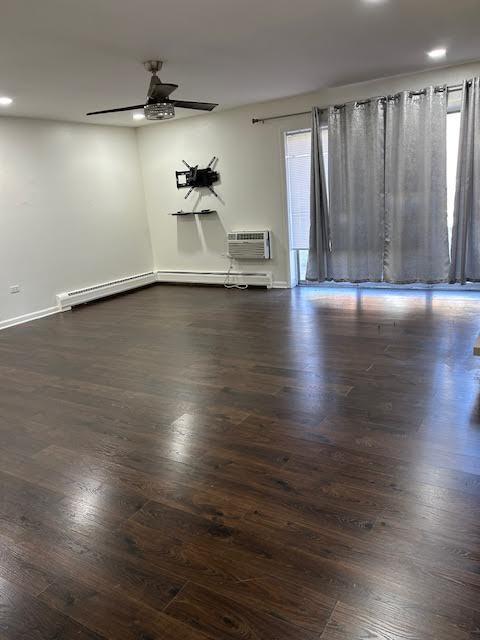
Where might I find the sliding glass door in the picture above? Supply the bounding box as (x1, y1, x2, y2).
(285, 113, 461, 285)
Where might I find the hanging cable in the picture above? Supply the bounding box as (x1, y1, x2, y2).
(223, 260, 248, 290)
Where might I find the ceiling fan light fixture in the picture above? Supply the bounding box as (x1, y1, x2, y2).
(144, 102, 175, 121)
(428, 47, 447, 60)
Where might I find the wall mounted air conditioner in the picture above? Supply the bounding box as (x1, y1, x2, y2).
(227, 231, 271, 260)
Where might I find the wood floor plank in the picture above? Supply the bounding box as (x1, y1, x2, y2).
(16, 529, 185, 614)
(186, 575, 335, 635)
(320, 600, 470, 640)
(38, 574, 210, 640)
(0, 576, 107, 640)
(165, 581, 323, 639)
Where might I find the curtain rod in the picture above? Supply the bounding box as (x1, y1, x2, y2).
(251, 82, 465, 124)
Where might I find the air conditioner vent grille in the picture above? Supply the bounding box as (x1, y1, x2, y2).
(227, 230, 271, 260)
(238, 233, 264, 240)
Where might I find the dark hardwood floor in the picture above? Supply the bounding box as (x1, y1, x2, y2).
(1, 284, 480, 639)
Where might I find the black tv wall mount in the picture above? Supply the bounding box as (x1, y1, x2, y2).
(175, 157, 219, 199)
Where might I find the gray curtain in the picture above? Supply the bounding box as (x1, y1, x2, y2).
(384, 88, 450, 283)
(306, 107, 330, 281)
(326, 99, 386, 282)
(449, 78, 480, 284)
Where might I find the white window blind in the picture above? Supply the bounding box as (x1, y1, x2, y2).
(446, 111, 461, 250)
(285, 128, 328, 250)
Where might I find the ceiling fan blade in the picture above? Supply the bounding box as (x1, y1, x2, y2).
(170, 100, 218, 111)
(86, 104, 146, 116)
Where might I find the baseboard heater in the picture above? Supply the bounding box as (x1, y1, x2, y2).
(155, 270, 273, 288)
(57, 269, 271, 312)
(57, 271, 156, 310)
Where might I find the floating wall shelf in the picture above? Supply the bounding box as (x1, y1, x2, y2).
(170, 209, 217, 216)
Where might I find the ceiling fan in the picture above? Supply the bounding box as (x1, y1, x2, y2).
(86, 60, 218, 120)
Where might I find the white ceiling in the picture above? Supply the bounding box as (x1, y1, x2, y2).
(1, 0, 479, 127)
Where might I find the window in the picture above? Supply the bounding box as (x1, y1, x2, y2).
(285, 113, 461, 283)
(446, 111, 461, 248)
(285, 128, 327, 282)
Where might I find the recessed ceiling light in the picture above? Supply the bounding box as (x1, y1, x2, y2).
(428, 48, 447, 60)
(0, 96, 13, 106)
(133, 112, 145, 120)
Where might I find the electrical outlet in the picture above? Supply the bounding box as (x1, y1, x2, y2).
(9, 285, 20, 294)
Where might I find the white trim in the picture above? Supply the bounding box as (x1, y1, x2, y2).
(273, 280, 291, 289)
(0, 306, 60, 331)
(155, 270, 273, 289)
(56, 271, 156, 310)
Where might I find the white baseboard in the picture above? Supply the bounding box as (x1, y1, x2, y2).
(273, 281, 290, 289)
(155, 270, 273, 289)
(0, 305, 60, 331)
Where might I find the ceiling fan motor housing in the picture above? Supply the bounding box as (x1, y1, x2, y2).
(144, 60, 163, 74)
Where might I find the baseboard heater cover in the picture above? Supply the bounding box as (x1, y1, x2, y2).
(155, 270, 273, 288)
(57, 271, 156, 310)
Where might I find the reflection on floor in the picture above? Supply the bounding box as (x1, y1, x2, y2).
(0, 284, 479, 639)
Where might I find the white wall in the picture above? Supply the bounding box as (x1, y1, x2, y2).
(137, 106, 293, 288)
(137, 60, 480, 287)
(0, 117, 153, 326)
